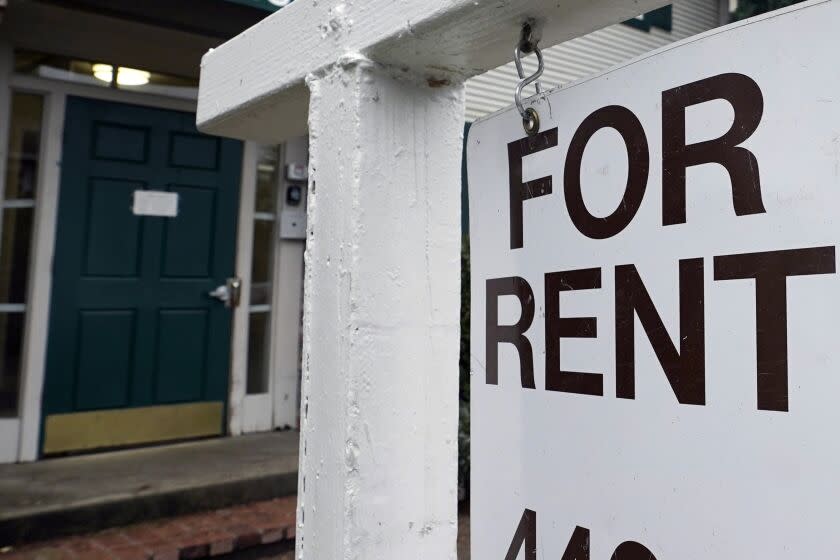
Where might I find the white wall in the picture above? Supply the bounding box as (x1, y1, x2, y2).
(465, 0, 721, 121)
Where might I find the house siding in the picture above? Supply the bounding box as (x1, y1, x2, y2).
(465, 0, 722, 121)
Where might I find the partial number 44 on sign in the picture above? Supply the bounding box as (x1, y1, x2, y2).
(468, 1, 840, 559)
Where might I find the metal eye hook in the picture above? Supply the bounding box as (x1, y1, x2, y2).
(514, 39, 544, 136)
(514, 43, 543, 96)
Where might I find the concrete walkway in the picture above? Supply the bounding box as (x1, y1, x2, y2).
(0, 432, 299, 546)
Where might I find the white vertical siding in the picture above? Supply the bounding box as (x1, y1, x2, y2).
(464, 0, 722, 121)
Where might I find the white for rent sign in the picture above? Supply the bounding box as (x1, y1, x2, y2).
(468, 1, 840, 558)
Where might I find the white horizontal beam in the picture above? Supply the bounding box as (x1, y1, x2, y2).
(197, 0, 668, 142)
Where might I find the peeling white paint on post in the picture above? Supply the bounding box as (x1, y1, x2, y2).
(298, 55, 464, 558)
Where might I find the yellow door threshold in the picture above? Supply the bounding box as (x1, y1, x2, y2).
(43, 402, 224, 455)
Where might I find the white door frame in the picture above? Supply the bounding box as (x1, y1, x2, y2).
(229, 140, 263, 435)
(229, 138, 307, 435)
(3, 70, 199, 462)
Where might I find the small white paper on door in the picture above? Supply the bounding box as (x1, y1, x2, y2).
(132, 191, 179, 217)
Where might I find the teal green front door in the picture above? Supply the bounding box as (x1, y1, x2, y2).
(42, 97, 242, 455)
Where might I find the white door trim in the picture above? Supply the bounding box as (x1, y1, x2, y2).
(6, 72, 199, 462)
(229, 140, 259, 436)
(9, 74, 197, 113)
(16, 90, 65, 462)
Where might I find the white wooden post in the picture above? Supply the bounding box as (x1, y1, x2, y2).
(196, 1, 669, 557)
(300, 57, 464, 557)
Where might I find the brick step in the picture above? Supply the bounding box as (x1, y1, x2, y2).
(0, 498, 297, 560)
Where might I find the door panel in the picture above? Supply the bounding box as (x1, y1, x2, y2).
(155, 309, 208, 403)
(84, 178, 144, 276)
(92, 122, 149, 163)
(169, 133, 220, 170)
(161, 185, 216, 277)
(75, 310, 136, 410)
(42, 97, 242, 455)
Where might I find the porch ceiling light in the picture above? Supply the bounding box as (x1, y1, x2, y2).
(92, 64, 151, 87)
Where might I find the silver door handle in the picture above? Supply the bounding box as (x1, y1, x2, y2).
(209, 277, 242, 308)
(208, 284, 230, 304)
